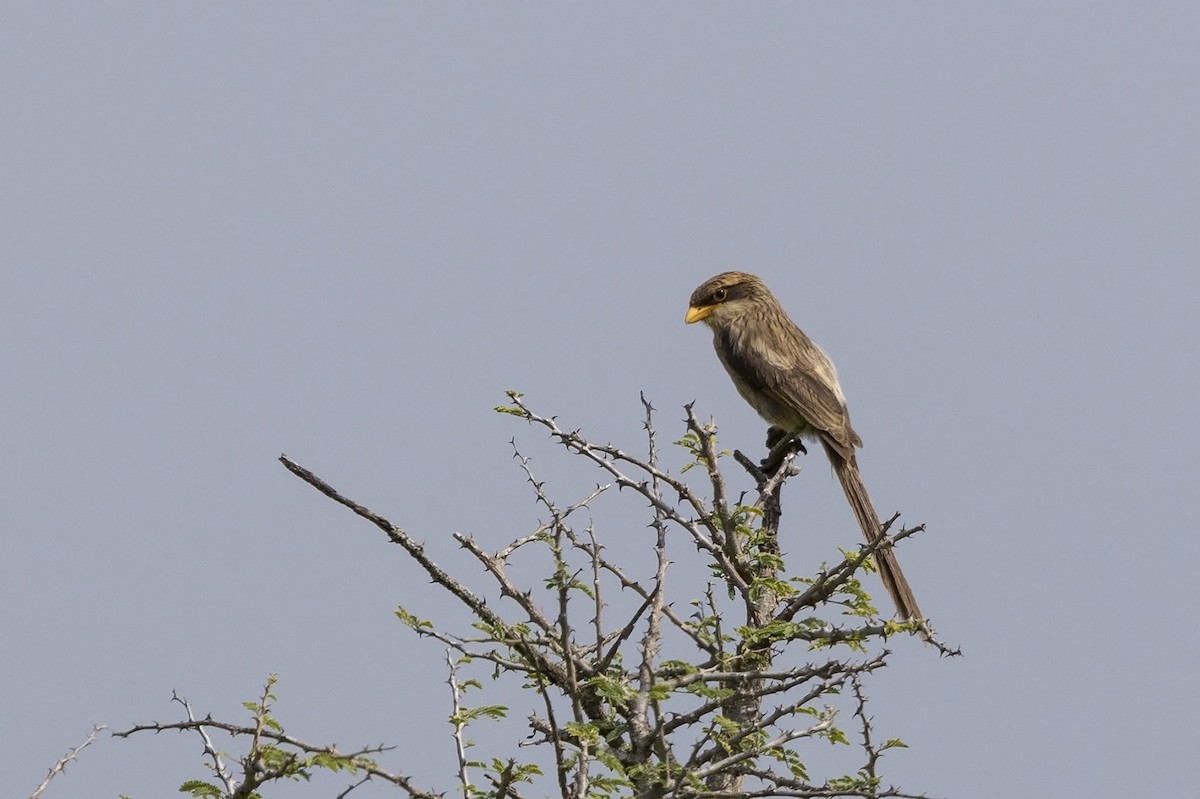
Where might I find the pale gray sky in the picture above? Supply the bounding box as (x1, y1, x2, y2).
(5, 5, 1198, 798)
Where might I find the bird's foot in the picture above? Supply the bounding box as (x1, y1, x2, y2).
(761, 428, 806, 471)
(764, 425, 789, 450)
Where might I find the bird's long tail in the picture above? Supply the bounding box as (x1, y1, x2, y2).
(824, 443, 923, 625)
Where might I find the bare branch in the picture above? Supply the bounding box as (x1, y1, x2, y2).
(280, 454, 571, 685)
(28, 726, 106, 799)
(172, 690, 235, 794)
(334, 774, 373, 799)
(113, 716, 437, 799)
(447, 650, 472, 799)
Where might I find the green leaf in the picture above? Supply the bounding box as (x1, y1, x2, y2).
(563, 721, 600, 744)
(495, 390, 527, 415)
(825, 726, 850, 746)
(451, 704, 508, 725)
(394, 606, 434, 631)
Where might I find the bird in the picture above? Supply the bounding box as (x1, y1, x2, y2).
(685, 271, 924, 627)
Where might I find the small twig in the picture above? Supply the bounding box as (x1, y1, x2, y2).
(851, 674, 881, 781)
(113, 718, 432, 799)
(28, 725, 106, 799)
(334, 775, 373, 799)
(502, 394, 734, 568)
(446, 650, 472, 799)
(585, 523, 605, 660)
(627, 395, 673, 768)
(559, 524, 714, 658)
(280, 454, 570, 684)
(172, 690, 235, 794)
(532, 684, 571, 799)
(777, 514, 909, 622)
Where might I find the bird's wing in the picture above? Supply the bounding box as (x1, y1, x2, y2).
(719, 324, 859, 453)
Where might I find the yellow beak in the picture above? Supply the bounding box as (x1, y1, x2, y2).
(685, 305, 713, 324)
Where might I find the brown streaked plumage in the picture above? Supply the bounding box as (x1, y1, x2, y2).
(686, 271, 924, 628)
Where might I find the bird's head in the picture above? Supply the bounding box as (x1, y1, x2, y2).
(685, 271, 773, 327)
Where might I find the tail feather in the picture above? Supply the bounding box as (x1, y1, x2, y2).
(823, 442, 923, 625)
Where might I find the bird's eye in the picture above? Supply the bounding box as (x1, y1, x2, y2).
(713, 288, 728, 302)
